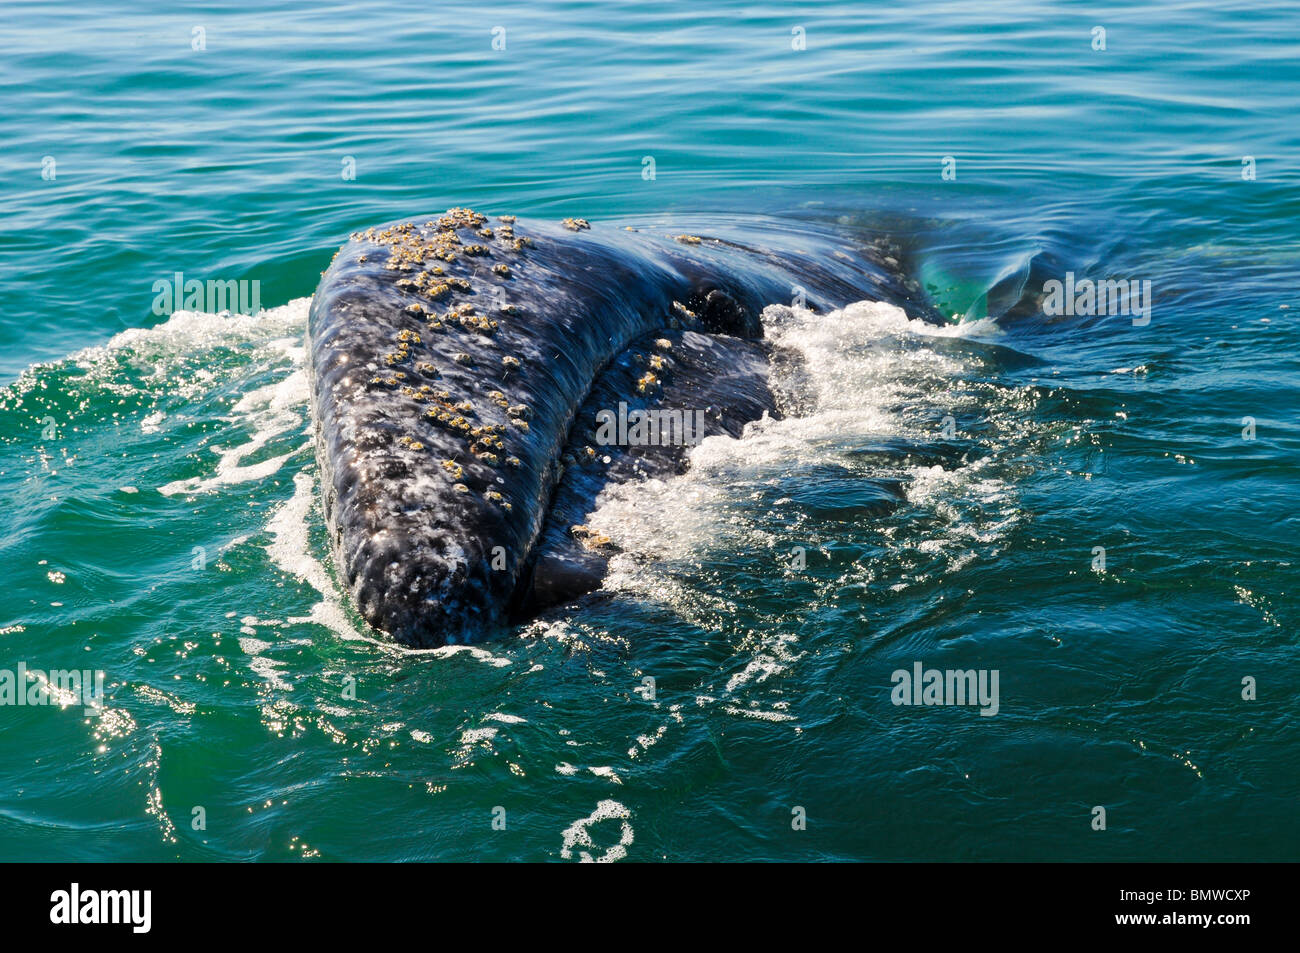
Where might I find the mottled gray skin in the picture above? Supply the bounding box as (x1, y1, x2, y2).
(308, 210, 931, 646)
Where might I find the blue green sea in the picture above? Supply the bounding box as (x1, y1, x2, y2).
(1, 0, 1297, 861)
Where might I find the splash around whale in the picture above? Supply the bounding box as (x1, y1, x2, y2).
(307, 208, 933, 647)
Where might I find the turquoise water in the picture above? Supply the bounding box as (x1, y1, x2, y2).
(1, 0, 1297, 860)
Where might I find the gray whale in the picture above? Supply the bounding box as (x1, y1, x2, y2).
(307, 208, 931, 646)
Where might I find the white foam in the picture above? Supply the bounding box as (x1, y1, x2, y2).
(266, 472, 342, 603)
(590, 298, 1019, 572)
(158, 365, 310, 497)
(141, 410, 165, 434)
(560, 799, 634, 863)
(22, 298, 316, 498)
(589, 302, 995, 565)
(97, 299, 310, 360)
(459, 726, 498, 746)
(160, 444, 308, 497)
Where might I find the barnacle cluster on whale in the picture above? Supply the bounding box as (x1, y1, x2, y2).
(332, 208, 546, 521)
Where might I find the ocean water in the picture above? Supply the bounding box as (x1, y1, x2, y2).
(1, 0, 1297, 861)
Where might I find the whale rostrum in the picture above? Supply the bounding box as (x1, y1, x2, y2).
(307, 208, 930, 646)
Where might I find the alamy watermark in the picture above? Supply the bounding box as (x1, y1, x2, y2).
(1043, 272, 1151, 326)
(595, 402, 705, 447)
(891, 661, 1000, 716)
(0, 662, 104, 715)
(152, 272, 262, 316)
(50, 883, 150, 933)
